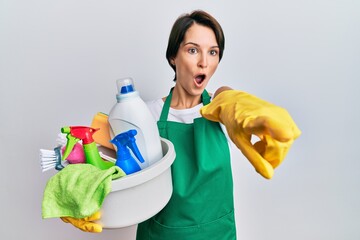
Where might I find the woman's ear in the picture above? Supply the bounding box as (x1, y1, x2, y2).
(170, 58, 175, 66)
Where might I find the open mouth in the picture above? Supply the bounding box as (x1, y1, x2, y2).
(194, 74, 206, 85)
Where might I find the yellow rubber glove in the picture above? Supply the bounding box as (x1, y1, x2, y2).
(200, 90, 301, 179)
(60, 211, 102, 233)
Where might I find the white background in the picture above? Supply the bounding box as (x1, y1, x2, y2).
(1, 0, 359, 239)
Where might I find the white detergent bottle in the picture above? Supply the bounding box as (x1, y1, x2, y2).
(108, 77, 163, 169)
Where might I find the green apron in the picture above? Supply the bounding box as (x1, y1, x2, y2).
(137, 89, 236, 240)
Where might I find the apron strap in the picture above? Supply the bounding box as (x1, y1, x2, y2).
(159, 88, 211, 122)
(202, 89, 211, 105)
(159, 88, 173, 122)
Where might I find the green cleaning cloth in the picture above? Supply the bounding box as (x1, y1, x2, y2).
(42, 164, 125, 219)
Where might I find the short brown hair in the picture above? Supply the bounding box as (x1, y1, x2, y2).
(166, 10, 225, 81)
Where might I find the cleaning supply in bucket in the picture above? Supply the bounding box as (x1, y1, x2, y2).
(110, 129, 145, 175)
(108, 77, 162, 168)
(61, 126, 115, 170)
(39, 146, 66, 172)
(91, 112, 115, 150)
(40, 135, 86, 172)
(55, 133, 86, 163)
(42, 164, 125, 219)
(61, 142, 86, 164)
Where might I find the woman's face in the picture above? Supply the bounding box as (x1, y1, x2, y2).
(172, 23, 220, 97)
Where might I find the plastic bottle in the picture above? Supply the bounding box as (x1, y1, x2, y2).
(108, 77, 163, 169)
(110, 129, 145, 174)
(61, 126, 114, 170)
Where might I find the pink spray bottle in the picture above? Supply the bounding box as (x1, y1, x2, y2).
(61, 126, 114, 170)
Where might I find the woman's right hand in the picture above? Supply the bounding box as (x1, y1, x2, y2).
(200, 89, 301, 179)
(61, 211, 102, 233)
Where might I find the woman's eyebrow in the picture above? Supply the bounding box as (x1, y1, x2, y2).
(183, 42, 199, 47)
(183, 42, 219, 49)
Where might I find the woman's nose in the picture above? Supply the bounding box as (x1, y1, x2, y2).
(197, 54, 208, 68)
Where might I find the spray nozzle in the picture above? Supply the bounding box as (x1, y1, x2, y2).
(61, 128, 79, 161)
(61, 126, 99, 144)
(61, 126, 99, 160)
(110, 129, 145, 174)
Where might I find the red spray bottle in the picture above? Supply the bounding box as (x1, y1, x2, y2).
(61, 126, 114, 170)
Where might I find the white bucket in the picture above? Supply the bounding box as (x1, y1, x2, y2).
(96, 137, 175, 228)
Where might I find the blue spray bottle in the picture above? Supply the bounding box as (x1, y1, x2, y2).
(110, 129, 145, 175)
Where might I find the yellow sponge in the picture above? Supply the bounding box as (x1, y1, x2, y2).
(91, 112, 114, 150)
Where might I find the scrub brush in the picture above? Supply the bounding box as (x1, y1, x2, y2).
(39, 146, 67, 172)
(39, 134, 86, 172)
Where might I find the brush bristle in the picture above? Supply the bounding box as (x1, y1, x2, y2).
(40, 149, 56, 156)
(56, 133, 67, 147)
(39, 148, 62, 172)
(41, 163, 56, 172)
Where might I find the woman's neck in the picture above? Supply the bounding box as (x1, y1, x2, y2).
(168, 85, 202, 109)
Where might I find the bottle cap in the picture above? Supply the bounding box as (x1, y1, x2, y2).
(116, 77, 139, 101)
(117, 78, 135, 93)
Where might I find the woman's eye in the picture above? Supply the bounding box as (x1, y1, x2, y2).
(188, 48, 198, 54)
(210, 50, 218, 56)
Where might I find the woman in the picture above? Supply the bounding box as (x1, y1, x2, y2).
(61, 10, 301, 239)
(137, 10, 300, 239)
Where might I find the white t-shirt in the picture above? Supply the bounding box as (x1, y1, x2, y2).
(146, 98, 232, 143)
(146, 99, 203, 124)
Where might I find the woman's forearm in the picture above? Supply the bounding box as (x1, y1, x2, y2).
(213, 86, 233, 98)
